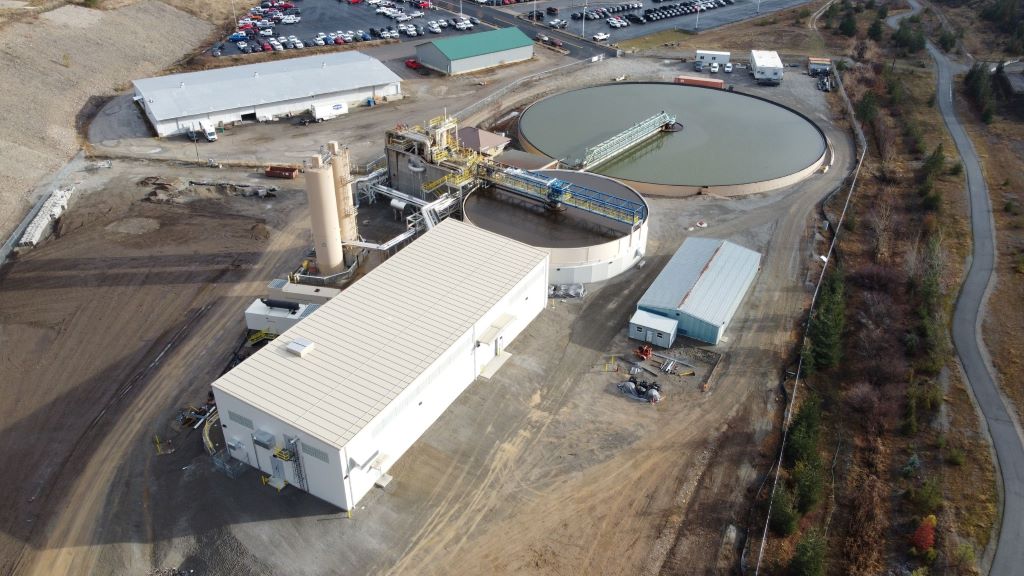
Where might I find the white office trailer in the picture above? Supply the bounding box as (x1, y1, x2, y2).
(750, 50, 784, 85)
(635, 237, 761, 345)
(628, 309, 679, 348)
(265, 278, 340, 306)
(695, 50, 731, 64)
(213, 220, 549, 510)
(244, 299, 319, 334)
(133, 52, 402, 137)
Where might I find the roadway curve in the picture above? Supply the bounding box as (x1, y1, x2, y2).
(890, 1, 1024, 572)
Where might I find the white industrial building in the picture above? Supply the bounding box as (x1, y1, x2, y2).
(212, 220, 549, 510)
(133, 52, 402, 137)
(750, 50, 784, 85)
(630, 237, 761, 345)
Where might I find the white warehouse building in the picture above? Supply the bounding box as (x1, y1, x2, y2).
(212, 220, 549, 510)
(133, 52, 402, 137)
(630, 237, 761, 346)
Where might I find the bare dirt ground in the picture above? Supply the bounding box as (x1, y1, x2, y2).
(0, 0, 213, 244)
(0, 162, 312, 575)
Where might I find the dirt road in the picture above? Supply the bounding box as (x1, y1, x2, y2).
(1, 164, 310, 575)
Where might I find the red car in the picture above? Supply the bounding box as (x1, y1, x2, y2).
(334, 36, 345, 44)
(348, 0, 363, 4)
(261, 41, 272, 50)
(405, 59, 423, 69)
(275, 2, 294, 8)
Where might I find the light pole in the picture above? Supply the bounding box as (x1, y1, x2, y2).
(581, 0, 587, 39)
(756, 0, 761, 14)
(459, 0, 463, 16)
(694, 3, 700, 31)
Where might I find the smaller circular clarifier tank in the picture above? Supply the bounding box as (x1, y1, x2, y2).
(464, 170, 649, 284)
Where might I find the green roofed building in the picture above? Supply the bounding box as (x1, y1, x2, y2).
(415, 27, 534, 75)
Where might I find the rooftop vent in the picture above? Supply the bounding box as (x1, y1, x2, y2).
(286, 337, 315, 358)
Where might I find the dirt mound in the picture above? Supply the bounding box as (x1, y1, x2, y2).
(0, 0, 214, 244)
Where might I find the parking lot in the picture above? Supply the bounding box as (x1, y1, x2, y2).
(216, 0, 493, 57)
(502, 0, 814, 42)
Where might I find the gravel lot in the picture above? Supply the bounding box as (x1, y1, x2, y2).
(216, 0, 490, 57)
(0, 0, 214, 246)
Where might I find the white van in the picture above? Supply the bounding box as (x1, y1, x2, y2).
(198, 119, 218, 142)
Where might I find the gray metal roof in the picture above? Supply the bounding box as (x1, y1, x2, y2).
(133, 52, 402, 121)
(639, 237, 761, 326)
(212, 220, 548, 450)
(629, 309, 679, 333)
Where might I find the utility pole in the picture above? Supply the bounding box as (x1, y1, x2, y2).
(581, 0, 587, 39)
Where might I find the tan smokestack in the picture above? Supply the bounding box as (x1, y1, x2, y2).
(328, 141, 359, 267)
(304, 155, 344, 276)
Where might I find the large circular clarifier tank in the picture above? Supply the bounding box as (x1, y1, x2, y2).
(518, 83, 828, 195)
(464, 170, 649, 284)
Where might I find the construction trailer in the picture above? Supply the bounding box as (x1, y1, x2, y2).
(212, 220, 549, 510)
(695, 50, 731, 64)
(628, 309, 679, 348)
(635, 237, 761, 345)
(750, 50, 784, 85)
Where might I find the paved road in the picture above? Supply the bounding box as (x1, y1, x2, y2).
(890, 1, 1024, 572)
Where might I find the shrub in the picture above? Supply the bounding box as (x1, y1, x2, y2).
(938, 29, 957, 51)
(789, 530, 827, 576)
(901, 453, 922, 477)
(769, 487, 799, 535)
(946, 447, 965, 466)
(948, 162, 962, 175)
(893, 20, 927, 52)
(856, 91, 879, 123)
(868, 18, 884, 41)
(806, 269, 846, 371)
(907, 478, 943, 515)
(793, 454, 825, 513)
(954, 542, 976, 567)
(910, 515, 938, 553)
(839, 10, 859, 36)
(877, 4, 888, 18)
(785, 395, 822, 466)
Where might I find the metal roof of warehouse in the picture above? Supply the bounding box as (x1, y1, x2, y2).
(639, 237, 761, 326)
(426, 27, 532, 61)
(133, 52, 401, 121)
(212, 220, 547, 450)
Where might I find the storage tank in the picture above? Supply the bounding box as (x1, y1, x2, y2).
(327, 141, 359, 266)
(304, 155, 345, 275)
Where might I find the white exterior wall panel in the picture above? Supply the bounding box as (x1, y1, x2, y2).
(448, 46, 534, 75)
(216, 393, 350, 509)
(342, 258, 547, 506)
(147, 84, 400, 136)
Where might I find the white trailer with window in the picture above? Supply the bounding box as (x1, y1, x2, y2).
(750, 50, 784, 85)
(213, 220, 549, 510)
(695, 50, 731, 64)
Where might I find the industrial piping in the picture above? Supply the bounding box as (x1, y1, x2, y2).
(327, 141, 360, 267)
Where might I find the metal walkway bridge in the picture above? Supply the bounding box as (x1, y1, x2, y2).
(570, 111, 678, 170)
(477, 166, 646, 227)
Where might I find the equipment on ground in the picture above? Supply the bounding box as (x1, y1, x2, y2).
(635, 343, 653, 361)
(617, 376, 662, 403)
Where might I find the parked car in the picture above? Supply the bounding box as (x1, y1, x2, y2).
(405, 58, 422, 69)
(724, 62, 733, 73)
(236, 40, 249, 49)
(593, 32, 609, 40)
(709, 62, 719, 73)
(229, 31, 248, 41)
(546, 6, 558, 13)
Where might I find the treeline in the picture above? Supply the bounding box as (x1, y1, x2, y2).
(964, 64, 996, 123)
